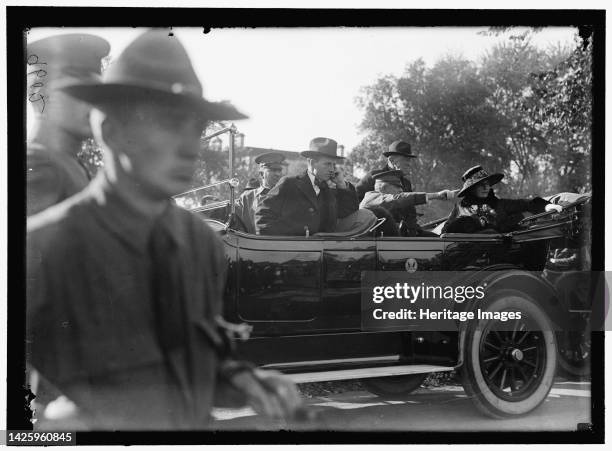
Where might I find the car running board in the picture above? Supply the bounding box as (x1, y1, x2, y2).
(282, 364, 455, 384)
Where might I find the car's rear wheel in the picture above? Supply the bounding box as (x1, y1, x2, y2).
(461, 289, 557, 418)
(361, 374, 427, 397)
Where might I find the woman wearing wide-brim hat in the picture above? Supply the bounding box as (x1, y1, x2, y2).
(442, 165, 561, 234)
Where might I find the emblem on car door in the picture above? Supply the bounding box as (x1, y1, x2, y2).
(405, 258, 418, 273)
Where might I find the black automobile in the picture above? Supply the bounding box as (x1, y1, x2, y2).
(174, 178, 592, 420)
(174, 124, 591, 418)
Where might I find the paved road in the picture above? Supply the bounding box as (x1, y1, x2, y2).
(210, 378, 591, 431)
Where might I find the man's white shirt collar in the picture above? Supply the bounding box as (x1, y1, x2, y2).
(307, 171, 320, 196)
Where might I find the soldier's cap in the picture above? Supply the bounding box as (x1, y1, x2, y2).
(60, 29, 247, 121)
(27, 33, 110, 81)
(383, 140, 417, 158)
(457, 165, 504, 197)
(255, 152, 286, 169)
(300, 137, 345, 160)
(372, 169, 403, 186)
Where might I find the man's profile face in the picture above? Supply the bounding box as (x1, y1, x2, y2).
(310, 156, 336, 182)
(261, 167, 283, 188)
(110, 102, 205, 199)
(388, 155, 412, 175)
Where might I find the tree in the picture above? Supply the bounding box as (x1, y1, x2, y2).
(353, 26, 592, 215)
(352, 56, 511, 221)
(526, 35, 592, 193)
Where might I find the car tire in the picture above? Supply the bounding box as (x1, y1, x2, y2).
(361, 374, 427, 397)
(461, 289, 557, 418)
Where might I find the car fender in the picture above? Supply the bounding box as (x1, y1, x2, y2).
(456, 266, 563, 368)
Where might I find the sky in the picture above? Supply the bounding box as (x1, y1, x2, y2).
(26, 26, 577, 154)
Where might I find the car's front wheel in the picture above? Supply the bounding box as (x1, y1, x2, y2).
(461, 289, 557, 418)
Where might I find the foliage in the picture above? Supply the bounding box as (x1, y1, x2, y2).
(352, 27, 592, 222)
(78, 138, 104, 177)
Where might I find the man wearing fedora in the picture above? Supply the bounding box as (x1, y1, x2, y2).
(360, 169, 455, 236)
(255, 137, 361, 236)
(236, 152, 286, 234)
(357, 140, 457, 236)
(26, 33, 110, 216)
(27, 30, 301, 430)
(355, 140, 417, 202)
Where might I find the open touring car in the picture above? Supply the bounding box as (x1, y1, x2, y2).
(176, 128, 593, 418)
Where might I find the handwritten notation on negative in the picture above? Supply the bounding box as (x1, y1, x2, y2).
(27, 54, 47, 113)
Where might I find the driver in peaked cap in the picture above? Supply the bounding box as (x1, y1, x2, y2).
(236, 152, 285, 234)
(26, 33, 110, 216)
(27, 29, 302, 430)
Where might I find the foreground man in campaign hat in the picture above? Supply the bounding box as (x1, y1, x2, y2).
(236, 152, 285, 234)
(26, 33, 110, 216)
(27, 29, 301, 430)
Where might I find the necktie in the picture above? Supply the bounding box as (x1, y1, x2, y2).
(314, 179, 324, 196)
(148, 217, 186, 353)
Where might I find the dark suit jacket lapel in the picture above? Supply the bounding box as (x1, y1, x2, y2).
(295, 172, 319, 210)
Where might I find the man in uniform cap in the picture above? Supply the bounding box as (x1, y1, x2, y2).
(27, 29, 301, 430)
(26, 33, 110, 216)
(357, 140, 457, 236)
(360, 169, 456, 236)
(255, 137, 362, 236)
(236, 152, 285, 234)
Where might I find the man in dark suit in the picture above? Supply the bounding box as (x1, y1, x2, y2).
(26, 34, 110, 216)
(255, 137, 359, 236)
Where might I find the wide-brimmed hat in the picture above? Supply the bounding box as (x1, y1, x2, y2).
(457, 165, 504, 197)
(300, 137, 345, 160)
(255, 152, 286, 170)
(383, 140, 417, 158)
(27, 33, 110, 83)
(60, 29, 247, 121)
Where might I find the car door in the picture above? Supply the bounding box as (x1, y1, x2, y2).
(233, 233, 324, 336)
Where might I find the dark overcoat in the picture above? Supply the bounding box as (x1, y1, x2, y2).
(356, 166, 423, 234)
(355, 164, 414, 201)
(442, 194, 549, 234)
(255, 172, 358, 236)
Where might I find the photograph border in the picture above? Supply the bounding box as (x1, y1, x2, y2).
(6, 6, 605, 444)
